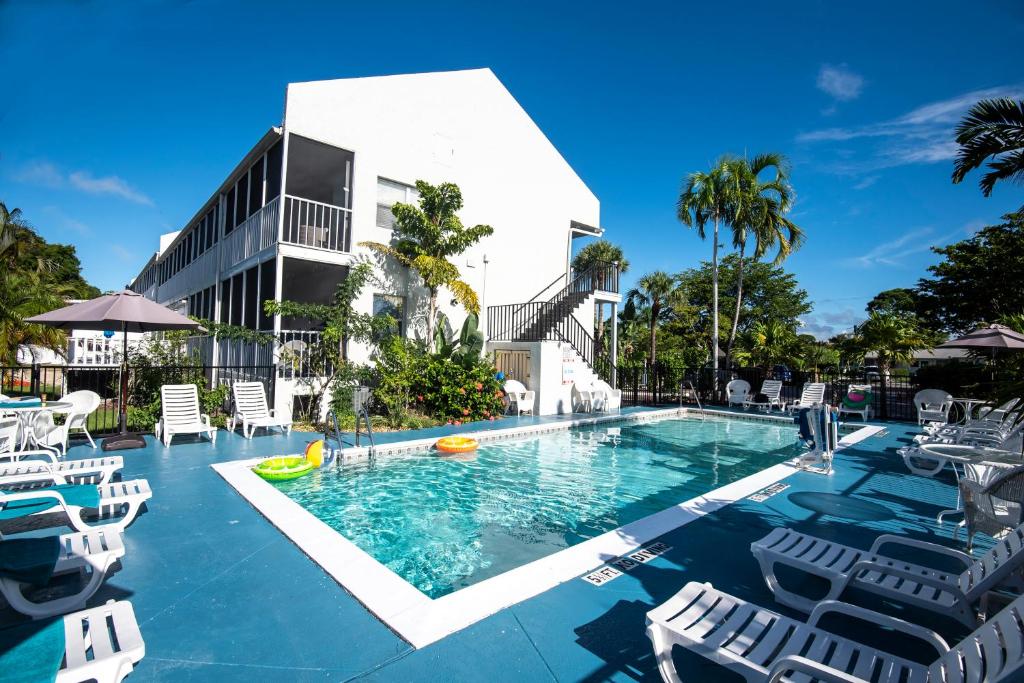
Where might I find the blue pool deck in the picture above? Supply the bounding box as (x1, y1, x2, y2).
(0, 408, 982, 681)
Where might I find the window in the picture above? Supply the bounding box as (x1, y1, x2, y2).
(265, 141, 283, 201)
(376, 178, 418, 229)
(225, 188, 235, 235)
(258, 259, 276, 330)
(219, 279, 231, 323)
(285, 134, 353, 208)
(230, 273, 243, 325)
(248, 157, 264, 217)
(244, 265, 259, 328)
(234, 178, 247, 228)
(280, 258, 348, 330)
(373, 294, 405, 337)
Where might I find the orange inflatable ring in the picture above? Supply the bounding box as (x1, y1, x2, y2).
(436, 436, 479, 454)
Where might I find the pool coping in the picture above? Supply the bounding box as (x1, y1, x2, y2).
(212, 407, 882, 648)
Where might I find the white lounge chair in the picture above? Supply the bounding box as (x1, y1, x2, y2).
(646, 580, 1024, 683)
(32, 390, 101, 454)
(0, 528, 125, 618)
(922, 398, 1021, 437)
(785, 382, 826, 413)
(899, 421, 1024, 477)
(155, 384, 216, 447)
(0, 479, 152, 533)
(750, 524, 1024, 626)
(725, 379, 750, 407)
(743, 379, 783, 411)
(228, 381, 291, 439)
(914, 388, 954, 425)
(593, 380, 622, 411)
(0, 450, 122, 485)
(60, 600, 145, 682)
(837, 383, 874, 422)
(503, 380, 535, 415)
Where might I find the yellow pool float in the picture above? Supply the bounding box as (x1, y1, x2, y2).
(435, 436, 479, 454)
(252, 456, 315, 481)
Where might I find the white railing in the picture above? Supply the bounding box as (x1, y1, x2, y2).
(158, 247, 219, 306)
(221, 195, 280, 269)
(281, 195, 351, 252)
(186, 329, 329, 381)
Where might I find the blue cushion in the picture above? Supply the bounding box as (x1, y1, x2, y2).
(0, 484, 101, 521)
(0, 537, 61, 585)
(0, 399, 41, 409)
(0, 617, 66, 683)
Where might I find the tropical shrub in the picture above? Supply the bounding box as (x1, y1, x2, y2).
(413, 356, 503, 424)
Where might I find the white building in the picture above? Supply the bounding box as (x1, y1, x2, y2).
(128, 69, 620, 414)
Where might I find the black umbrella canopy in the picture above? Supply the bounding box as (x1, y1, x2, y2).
(26, 289, 203, 332)
(938, 324, 1024, 351)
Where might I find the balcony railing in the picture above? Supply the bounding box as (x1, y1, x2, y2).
(221, 195, 280, 269)
(282, 195, 351, 252)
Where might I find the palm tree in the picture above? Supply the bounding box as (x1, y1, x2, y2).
(724, 154, 804, 367)
(625, 271, 677, 366)
(677, 158, 738, 374)
(571, 240, 629, 364)
(360, 181, 493, 347)
(951, 98, 1024, 197)
(853, 312, 932, 419)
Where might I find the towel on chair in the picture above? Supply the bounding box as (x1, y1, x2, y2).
(0, 536, 61, 585)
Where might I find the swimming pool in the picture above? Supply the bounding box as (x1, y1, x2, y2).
(271, 415, 801, 598)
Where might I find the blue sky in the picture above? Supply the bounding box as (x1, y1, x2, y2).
(2, 1, 1022, 338)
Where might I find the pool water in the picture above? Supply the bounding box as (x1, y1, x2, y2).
(273, 416, 801, 598)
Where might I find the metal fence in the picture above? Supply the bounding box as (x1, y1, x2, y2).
(613, 363, 998, 422)
(0, 364, 275, 436)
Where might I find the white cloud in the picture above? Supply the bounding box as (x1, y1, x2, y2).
(797, 84, 1024, 172)
(844, 225, 969, 268)
(10, 160, 153, 206)
(817, 64, 865, 102)
(852, 175, 879, 190)
(68, 171, 153, 205)
(801, 309, 863, 340)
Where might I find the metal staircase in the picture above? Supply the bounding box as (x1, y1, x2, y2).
(486, 261, 618, 374)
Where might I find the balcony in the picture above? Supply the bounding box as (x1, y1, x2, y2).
(281, 195, 352, 252)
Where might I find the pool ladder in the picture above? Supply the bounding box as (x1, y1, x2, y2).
(679, 381, 705, 420)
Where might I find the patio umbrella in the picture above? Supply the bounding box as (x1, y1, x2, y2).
(937, 323, 1024, 380)
(26, 290, 203, 448)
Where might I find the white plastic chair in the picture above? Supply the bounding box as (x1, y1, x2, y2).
(725, 379, 750, 407)
(743, 379, 783, 411)
(915, 388, 954, 425)
(228, 381, 291, 439)
(33, 390, 101, 454)
(786, 382, 826, 413)
(571, 383, 593, 413)
(503, 380, 535, 415)
(837, 383, 874, 422)
(155, 384, 216, 447)
(593, 380, 621, 411)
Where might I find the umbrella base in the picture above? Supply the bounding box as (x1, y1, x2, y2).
(101, 433, 147, 451)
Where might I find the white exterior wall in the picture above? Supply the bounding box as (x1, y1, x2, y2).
(489, 340, 600, 415)
(282, 69, 600, 363)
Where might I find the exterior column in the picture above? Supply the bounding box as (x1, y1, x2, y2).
(609, 301, 618, 389)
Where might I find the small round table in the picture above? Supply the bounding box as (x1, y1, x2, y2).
(0, 401, 73, 451)
(920, 442, 1024, 527)
(950, 397, 986, 424)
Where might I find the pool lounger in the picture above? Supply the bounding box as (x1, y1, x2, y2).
(1, 479, 152, 533)
(750, 525, 1024, 627)
(0, 528, 126, 618)
(0, 455, 123, 486)
(645, 580, 1024, 683)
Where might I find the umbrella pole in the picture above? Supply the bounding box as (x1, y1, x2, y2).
(119, 322, 128, 434)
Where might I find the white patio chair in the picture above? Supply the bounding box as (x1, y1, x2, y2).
(229, 381, 291, 439)
(750, 524, 1024, 626)
(0, 450, 122, 485)
(743, 379, 783, 411)
(32, 390, 101, 454)
(837, 383, 874, 422)
(0, 416, 20, 454)
(593, 380, 621, 411)
(646, 580, 1024, 683)
(900, 421, 1024, 477)
(785, 382, 826, 413)
(571, 383, 593, 413)
(0, 528, 125, 618)
(725, 379, 750, 407)
(155, 384, 216, 446)
(922, 398, 1020, 437)
(915, 388, 954, 425)
(503, 380, 535, 415)
(0, 478, 153, 533)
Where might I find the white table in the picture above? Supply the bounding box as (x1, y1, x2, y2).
(0, 400, 73, 451)
(920, 443, 1024, 526)
(951, 397, 986, 425)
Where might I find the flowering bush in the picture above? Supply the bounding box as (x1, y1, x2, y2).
(413, 356, 503, 423)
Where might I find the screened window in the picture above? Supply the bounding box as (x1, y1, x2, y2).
(244, 265, 259, 328)
(285, 135, 353, 208)
(280, 258, 347, 330)
(219, 279, 231, 323)
(234, 178, 247, 228)
(230, 273, 243, 325)
(376, 178, 418, 229)
(225, 188, 236, 235)
(265, 141, 283, 201)
(258, 259, 276, 330)
(248, 157, 264, 217)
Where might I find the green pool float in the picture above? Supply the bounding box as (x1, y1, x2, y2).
(252, 456, 315, 481)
